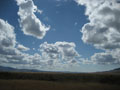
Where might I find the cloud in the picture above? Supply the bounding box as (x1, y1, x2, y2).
(16, 0, 50, 39)
(0, 19, 81, 70)
(40, 42, 60, 60)
(91, 49, 120, 64)
(0, 19, 38, 66)
(91, 52, 118, 64)
(0, 18, 27, 64)
(40, 42, 80, 62)
(39, 41, 81, 69)
(75, 0, 120, 64)
(37, 9, 43, 14)
(0, 19, 18, 55)
(17, 44, 30, 51)
(76, 0, 120, 50)
(0, 19, 16, 47)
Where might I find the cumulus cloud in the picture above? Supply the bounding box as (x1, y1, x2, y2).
(75, 0, 120, 64)
(40, 42, 80, 62)
(0, 18, 27, 64)
(0, 19, 39, 67)
(40, 42, 60, 60)
(91, 51, 119, 65)
(16, 0, 50, 39)
(0, 19, 81, 70)
(55, 42, 80, 60)
(17, 44, 30, 51)
(0, 19, 16, 47)
(0, 19, 18, 55)
(39, 41, 82, 69)
(76, 0, 120, 50)
(39, 42, 81, 68)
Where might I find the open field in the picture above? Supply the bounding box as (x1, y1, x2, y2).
(0, 80, 120, 90)
(0, 72, 120, 90)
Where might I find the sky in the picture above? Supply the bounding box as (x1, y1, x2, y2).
(0, 0, 120, 72)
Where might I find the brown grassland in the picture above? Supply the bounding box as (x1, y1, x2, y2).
(0, 72, 120, 90)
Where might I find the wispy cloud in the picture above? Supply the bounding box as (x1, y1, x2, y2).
(17, 44, 30, 51)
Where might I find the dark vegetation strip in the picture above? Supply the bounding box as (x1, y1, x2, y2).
(0, 72, 120, 84)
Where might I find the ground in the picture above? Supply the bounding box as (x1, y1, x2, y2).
(0, 72, 120, 90)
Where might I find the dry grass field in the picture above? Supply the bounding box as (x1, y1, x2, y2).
(0, 80, 120, 90)
(0, 72, 120, 90)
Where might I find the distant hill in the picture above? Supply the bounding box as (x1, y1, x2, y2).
(0, 66, 71, 73)
(97, 68, 120, 74)
(0, 66, 120, 73)
(0, 66, 42, 72)
(109, 68, 120, 73)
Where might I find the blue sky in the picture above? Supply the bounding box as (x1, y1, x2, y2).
(0, 0, 120, 72)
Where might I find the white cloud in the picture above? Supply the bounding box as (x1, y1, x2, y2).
(0, 18, 27, 64)
(37, 9, 43, 14)
(17, 44, 30, 51)
(75, 0, 120, 64)
(0, 19, 18, 55)
(40, 42, 80, 62)
(16, 0, 50, 39)
(91, 49, 120, 64)
(76, 0, 120, 50)
(39, 41, 81, 69)
(91, 52, 119, 65)
(0, 19, 16, 48)
(0, 18, 41, 67)
(40, 42, 60, 60)
(56, 42, 80, 60)
(0, 19, 81, 70)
